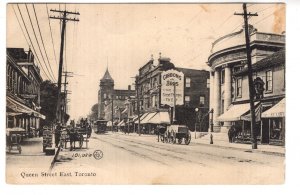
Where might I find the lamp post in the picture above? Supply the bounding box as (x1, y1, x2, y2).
(195, 108, 199, 139)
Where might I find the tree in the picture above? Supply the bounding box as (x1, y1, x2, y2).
(40, 80, 58, 126)
(88, 103, 98, 122)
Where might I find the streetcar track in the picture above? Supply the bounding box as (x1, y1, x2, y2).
(98, 137, 169, 166)
(103, 135, 205, 166)
(101, 134, 270, 166)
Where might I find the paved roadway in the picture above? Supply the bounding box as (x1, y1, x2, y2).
(52, 132, 285, 184)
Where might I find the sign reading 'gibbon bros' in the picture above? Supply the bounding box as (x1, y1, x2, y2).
(160, 69, 184, 106)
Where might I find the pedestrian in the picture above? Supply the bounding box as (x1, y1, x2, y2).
(55, 122, 62, 148)
(228, 124, 235, 143)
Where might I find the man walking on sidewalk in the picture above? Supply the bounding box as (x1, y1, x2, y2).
(55, 122, 62, 148)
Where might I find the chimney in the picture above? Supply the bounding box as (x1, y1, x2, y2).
(128, 85, 131, 91)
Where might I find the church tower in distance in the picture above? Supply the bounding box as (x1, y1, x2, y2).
(98, 68, 114, 119)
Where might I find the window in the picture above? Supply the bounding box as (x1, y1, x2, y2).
(185, 96, 190, 106)
(221, 69, 225, 84)
(199, 96, 205, 107)
(266, 70, 273, 92)
(236, 78, 242, 97)
(207, 78, 210, 88)
(103, 93, 107, 99)
(185, 77, 191, 88)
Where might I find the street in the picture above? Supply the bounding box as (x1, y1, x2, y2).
(52, 132, 284, 184)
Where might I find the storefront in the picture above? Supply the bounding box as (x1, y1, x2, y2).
(261, 98, 285, 145)
(6, 96, 45, 137)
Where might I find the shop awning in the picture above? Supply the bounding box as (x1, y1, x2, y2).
(134, 113, 149, 124)
(140, 112, 157, 124)
(262, 98, 285, 118)
(240, 104, 262, 121)
(147, 112, 171, 124)
(6, 96, 46, 119)
(7, 112, 23, 116)
(217, 102, 258, 122)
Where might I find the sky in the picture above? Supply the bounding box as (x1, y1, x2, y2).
(6, 3, 285, 120)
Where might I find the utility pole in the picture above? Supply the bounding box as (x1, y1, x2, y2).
(234, 3, 258, 149)
(50, 9, 79, 124)
(62, 71, 73, 125)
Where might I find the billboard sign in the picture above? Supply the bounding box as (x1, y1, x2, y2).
(161, 69, 184, 106)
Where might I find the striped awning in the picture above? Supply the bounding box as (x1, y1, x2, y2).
(6, 96, 45, 119)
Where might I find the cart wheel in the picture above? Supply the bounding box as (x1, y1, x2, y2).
(185, 132, 191, 145)
(178, 138, 183, 144)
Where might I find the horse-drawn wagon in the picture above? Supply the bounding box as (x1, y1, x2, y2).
(61, 124, 91, 150)
(159, 125, 191, 145)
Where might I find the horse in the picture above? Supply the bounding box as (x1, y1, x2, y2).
(68, 128, 83, 151)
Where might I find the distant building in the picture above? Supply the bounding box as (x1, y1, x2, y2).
(207, 25, 285, 145)
(134, 55, 210, 133)
(97, 68, 135, 124)
(6, 48, 45, 136)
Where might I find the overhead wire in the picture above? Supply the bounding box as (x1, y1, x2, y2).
(46, 4, 58, 70)
(16, 4, 53, 81)
(32, 4, 57, 82)
(12, 5, 30, 47)
(24, 4, 56, 81)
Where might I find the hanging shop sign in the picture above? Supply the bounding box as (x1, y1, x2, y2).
(161, 69, 184, 106)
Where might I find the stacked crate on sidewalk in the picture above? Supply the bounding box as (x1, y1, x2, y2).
(42, 129, 55, 155)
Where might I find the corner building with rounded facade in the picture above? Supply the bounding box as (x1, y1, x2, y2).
(207, 25, 285, 143)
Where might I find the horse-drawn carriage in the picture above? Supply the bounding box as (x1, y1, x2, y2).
(158, 125, 191, 145)
(61, 123, 91, 150)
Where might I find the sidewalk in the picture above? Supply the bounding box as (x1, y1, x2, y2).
(193, 132, 285, 156)
(6, 136, 56, 171)
(111, 131, 285, 156)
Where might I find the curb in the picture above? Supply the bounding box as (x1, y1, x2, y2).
(49, 145, 61, 171)
(193, 141, 285, 157)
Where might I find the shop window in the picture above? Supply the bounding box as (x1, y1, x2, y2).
(266, 70, 273, 92)
(199, 96, 205, 107)
(185, 77, 191, 88)
(236, 78, 242, 98)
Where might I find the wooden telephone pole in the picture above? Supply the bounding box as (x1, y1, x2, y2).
(235, 3, 258, 149)
(62, 71, 73, 125)
(49, 9, 79, 124)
